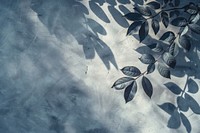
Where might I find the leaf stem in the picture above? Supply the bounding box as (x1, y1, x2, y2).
(180, 75, 189, 97)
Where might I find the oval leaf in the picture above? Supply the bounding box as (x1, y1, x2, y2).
(160, 31, 175, 43)
(162, 52, 176, 68)
(139, 21, 149, 42)
(161, 11, 169, 28)
(187, 78, 199, 94)
(124, 13, 143, 21)
(152, 19, 160, 35)
(147, 1, 161, 9)
(190, 13, 200, 24)
(164, 82, 182, 95)
(177, 96, 189, 112)
(148, 43, 163, 52)
(158, 102, 176, 115)
(124, 81, 137, 103)
(189, 23, 200, 34)
(139, 54, 155, 64)
(169, 43, 179, 57)
(127, 21, 142, 35)
(147, 63, 155, 74)
(185, 3, 198, 15)
(169, 10, 180, 18)
(178, 35, 191, 51)
(157, 63, 171, 79)
(185, 93, 200, 114)
(142, 76, 153, 98)
(134, 5, 152, 16)
(121, 66, 141, 77)
(112, 77, 134, 90)
(171, 17, 187, 27)
(180, 113, 191, 133)
(174, 0, 180, 7)
(167, 110, 181, 129)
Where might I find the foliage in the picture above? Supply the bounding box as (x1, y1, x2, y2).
(112, 0, 200, 132)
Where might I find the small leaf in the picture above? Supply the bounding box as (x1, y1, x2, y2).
(124, 13, 143, 21)
(180, 113, 191, 133)
(112, 77, 134, 90)
(180, 26, 189, 36)
(187, 78, 199, 94)
(148, 43, 163, 52)
(139, 21, 149, 42)
(158, 102, 176, 115)
(127, 21, 142, 35)
(167, 110, 181, 129)
(178, 35, 191, 51)
(188, 23, 200, 34)
(160, 31, 175, 43)
(134, 5, 152, 16)
(139, 54, 155, 64)
(157, 63, 171, 79)
(121, 66, 141, 77)
(185, 93, 200, 114)
(161, 11, 169, 28)
(185, 3, 198, 15)
(142, 76, 153, 98)
(146, 1, 160, 9)
(177, 96, 189, 112)
(190, 13, 200, 24)
(152, 19, 160, 35)
(171, 17, 187, 27)
(124, 81, 137, 103)
(164, 82, 182, 95)
(169, 43, 179, 57)
(162, 52, 176, 68)
(147, 63, 155, 74)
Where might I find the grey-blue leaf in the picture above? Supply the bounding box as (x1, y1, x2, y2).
(171, 17, 187, 27)
(127, 21, 142, 35)
(162, 52, 176, 68)
(139, 21, 149, 42)
(169, 43, 179, 57)
(112, 77, 134, 90)
(187, 78, 199, 94)
(190, 13, 200, 24)
(121, 66, 141, 77)
(158, 102, 176, 115)
(185, 93, 200, 114)
(142, 76, 153, 98)
(164, 82, 182, 95)
(147, 1, 160, 9)
(139, 54, 155, 64)
(147, 63, 155, 74)
(178, 35, 191, 51)
(161, 11, 169, 28)
(167, 110, 181, 129)
(134, 5, 152, 16)
(152, 19, 160, 35)
(174, 0, 180, 6)
(160, 31, 175, 43)
(180, 113, 191, 133)
(185, 3, 198, 15)
(124, 13, 143, 21)
(189, 23, 200, 34)
(177, 96, 189, 112)
(148, 43, 163, 52)
(157, 63, 171, 79)
(124, 81, 137, 103)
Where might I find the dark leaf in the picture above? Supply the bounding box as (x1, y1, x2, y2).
(178, 35, 191, 51)
(169, 2, 174, 7)
(127, 21, 142, 35)
(174, 0, 180, 7)
(177, 96, 189, 112)
(167, 110, 181, 129)
(139, 21, 149, 42)
(124, 81, 137, 103)
(164, 82, 182, 95)
(142, 76, 153, 98)
(180, 113, 191, 133)
(190, 13, 200, 24)
(121, 66, 141, 77)
(158, 102, 176, 115)
(134, 5, 152, 16)
(148, 43, 163, 52)
(139, 54, 155, 64)
(146, 1, 160, 9)
(169, 43, 179, 57)
(157, 63, 171, 79)
(169, 10, 180, 18)
(112, 77, 134, 90)
(185, 3, 198, 15)
(147, 63, 155, 74)
(171, 17, 187, 27)
(162, 52, 176, 68)
(160, 31, 175, 43)
(164, 0, 169, 4)
(161, 11, 169, 28)
(188, 23, 200, 34)
(185, 93, 200, 114)
(180, 26, 189, 36)
(152, 19, 160, 35)
(124, 13, 143, 21)
(187, 78, 199, 94)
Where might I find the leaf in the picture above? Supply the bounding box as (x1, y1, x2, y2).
(174, 0, 180, 7)
(177, 96, 189, 112)
(127, 21, 142, 35)
(139, 21, 149, 42)
(185, 3, 198, 15)
(164, 82, 182, 95)
(167, 110, 181, 129)
(160, 31, 175, 43)
(190, 13, 200, 24)
(148, 43, 163, 52)
(158, 102, 176, 115)
(180, 26, 189, 36)
(112, 77, 134, 90)
(180, 113, 191, 133)
(147, 63, 155, 74)
(121, 66, 141, 77)
(185, 93, 200, 114)
(146, 1, 160, 9)
(162, 52, 176, 68)
(171, 17, 187, 27)
(178, 35, 191, 51)
(169, 43, 179, 57)
(169, 10, 180, 18)
(142, 76, 153, 98)
(152, 19, 160, 35)
(161, 11, 169, 28)
(124, 13, 143, 21)
(188, 23, 200, 34)
(157, 63, 171, 79)
(124, 81, 137, 103)
(139, 54, 155, 64)
(134, 5, 152, 16)
(164, 0, 169, 4)
(187, 78, 199, 94)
